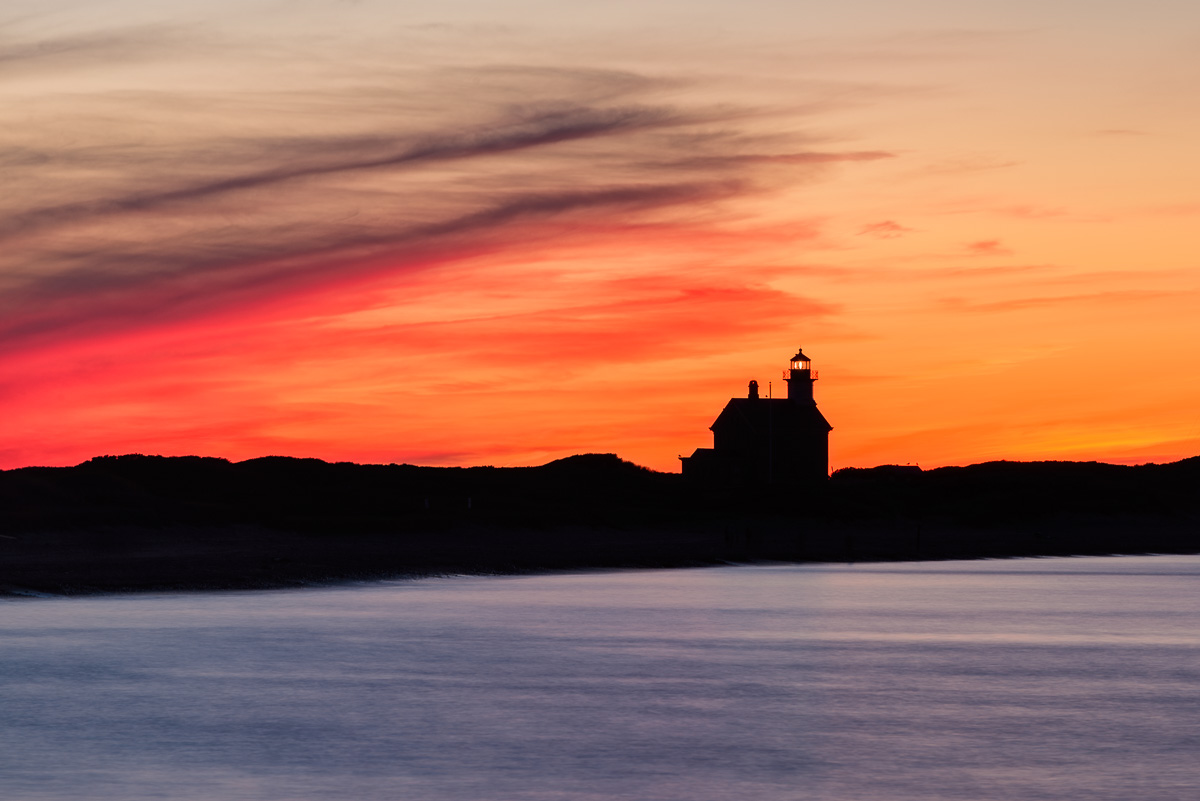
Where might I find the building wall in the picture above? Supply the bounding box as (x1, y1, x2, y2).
(686, 398, 829, 485)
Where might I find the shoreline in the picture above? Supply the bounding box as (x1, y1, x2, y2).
(3, 520, 1197, 598)
(6, 550, 1197, 600)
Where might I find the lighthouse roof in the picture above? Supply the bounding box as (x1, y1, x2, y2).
(710, 397, 832, 435)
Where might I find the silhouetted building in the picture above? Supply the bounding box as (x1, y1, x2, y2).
(680, 347, 832, 485)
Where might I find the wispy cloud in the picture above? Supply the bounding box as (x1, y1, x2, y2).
(2, 32, 878, 356)
(0, 103, 699, 242)
(937, 289, 1182, 314)
(0, 24, 188, 71)
(965, 239, 1011, 256)
(858, 220, 912, 238)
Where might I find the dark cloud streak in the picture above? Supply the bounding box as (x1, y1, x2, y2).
(0, 180, 743, 349)
(0, 24, 190, 70)
(1, 38, 891, 355)
(0, 103, 695, 242)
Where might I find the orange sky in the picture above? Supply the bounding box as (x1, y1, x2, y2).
(3, 1, 1200, 472)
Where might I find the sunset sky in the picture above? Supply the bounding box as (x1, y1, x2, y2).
(4, 0, 1200, 472)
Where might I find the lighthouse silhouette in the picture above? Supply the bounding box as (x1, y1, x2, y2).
(680, 347, 832, 485)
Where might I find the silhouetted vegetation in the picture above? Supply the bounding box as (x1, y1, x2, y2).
(1, 453, 1197, 594)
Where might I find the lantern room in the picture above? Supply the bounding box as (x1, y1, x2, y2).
(789, 348, 812, 373)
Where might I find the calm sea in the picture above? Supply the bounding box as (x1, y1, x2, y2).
(2, 556, 1198, 800)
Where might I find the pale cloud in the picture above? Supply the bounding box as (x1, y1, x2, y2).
(936, 289, 1181, 314)
(965, 239, 1011, 256)
(857, 220, 912, 238)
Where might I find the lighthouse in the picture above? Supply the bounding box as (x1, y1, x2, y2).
(785, 346, 817, 404)
(680, 346, 833, 485)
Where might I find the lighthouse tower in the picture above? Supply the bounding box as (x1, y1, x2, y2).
(680, 346, 833, 485)
(785, 347, 817, 404)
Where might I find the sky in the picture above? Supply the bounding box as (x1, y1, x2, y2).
(3, 0, 1200, 472)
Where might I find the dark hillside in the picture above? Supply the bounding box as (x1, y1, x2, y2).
(1, 453, 1197, 595)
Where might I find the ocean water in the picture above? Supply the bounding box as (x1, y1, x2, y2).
(1, 556, 1198, 800)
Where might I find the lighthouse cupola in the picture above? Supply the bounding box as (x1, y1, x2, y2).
(789, 349, 812, 374)
(785, 346, 817, 403)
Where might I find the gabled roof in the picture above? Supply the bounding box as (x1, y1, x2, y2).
(710, 397, 832, 433)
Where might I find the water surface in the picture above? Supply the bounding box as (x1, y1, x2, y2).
(2, 556, 1198, 800)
